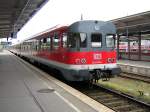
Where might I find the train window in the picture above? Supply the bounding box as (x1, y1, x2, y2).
(43, 38, 47, 43)
(41, 38, 47, 50)
(106, 34, 115, 48)
(67, 33, 76, 48)
(67, 33, 87, 48)
(53, 33, 60, 49)
(38, 40, 41, 50)
(46, 37, 51, 50)
(80, 33, 87, 48)
(35, 40, 39, 51)
(62, 33, 67, 48)
(91, 33, 102, 47)
(47, 38, 50, 43)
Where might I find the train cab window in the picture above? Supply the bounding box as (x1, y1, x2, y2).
(80, 33, 87, 48)
(67, 33, 87, 48)
(91, 33, 102, 47)
(106, 34, 115, 48)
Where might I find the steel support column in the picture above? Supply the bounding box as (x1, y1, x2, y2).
(128, 36, 130, 59)
(117, 34, 120, 60)
(138, 32, 141, 60)
(126, 24, 130, 59)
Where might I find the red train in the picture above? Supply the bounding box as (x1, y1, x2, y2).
(10, 20, 121, 81)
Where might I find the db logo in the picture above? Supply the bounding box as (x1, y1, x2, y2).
(94, 54, 101, 60)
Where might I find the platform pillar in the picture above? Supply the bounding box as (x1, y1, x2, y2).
(128, 36, 130, 59)
(117, 34, 120, 60)
(138, 32, 141, 60)
(126, 25, 130, 60)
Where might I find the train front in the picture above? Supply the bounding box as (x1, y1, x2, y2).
(65, 20, 121, 81)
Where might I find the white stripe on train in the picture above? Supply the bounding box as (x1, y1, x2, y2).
(25, 55, 118, 70)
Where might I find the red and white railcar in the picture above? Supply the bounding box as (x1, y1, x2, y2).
(10, 20, 121, 81)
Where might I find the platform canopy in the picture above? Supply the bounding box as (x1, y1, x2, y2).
(0, 0, 48, 39)
(111, 11, 150, 35)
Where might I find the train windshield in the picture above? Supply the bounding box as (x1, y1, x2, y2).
(67, 32, 87, 48)
(91, 33, 102, 47)
(106, 34, 115, 48)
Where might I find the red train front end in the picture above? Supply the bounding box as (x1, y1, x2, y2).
(58, 20, 121, 81)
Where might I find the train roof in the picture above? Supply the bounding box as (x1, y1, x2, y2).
(68, 20, 116, 34)
(27, 25, 68, 40)
(17, 20, 116, 44)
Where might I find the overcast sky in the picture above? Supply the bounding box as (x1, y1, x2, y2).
(10, 0, 150, 43)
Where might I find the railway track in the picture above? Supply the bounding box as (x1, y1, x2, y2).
(71, 82, 150, 112)
(120, 73, 150, 83)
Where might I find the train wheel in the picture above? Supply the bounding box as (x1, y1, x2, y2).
(102, 72, 110, 81)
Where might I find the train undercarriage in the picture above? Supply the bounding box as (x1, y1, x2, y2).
(89, 68, 121, 83)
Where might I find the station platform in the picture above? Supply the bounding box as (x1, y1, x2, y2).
(117, 60, 150, 77)
(0, 50, 114, 112)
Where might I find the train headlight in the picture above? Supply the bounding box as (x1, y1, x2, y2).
(107, 58, 115, 63)
(75, 58, 87, 64)
(107, 58, 111, 63)
(112, 58, 115, 62)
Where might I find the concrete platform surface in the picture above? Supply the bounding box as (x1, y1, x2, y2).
(0, 50, 114, 112)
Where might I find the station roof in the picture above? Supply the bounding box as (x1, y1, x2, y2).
(111, 11, 150, 35)
(0, 0, 48, 39)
